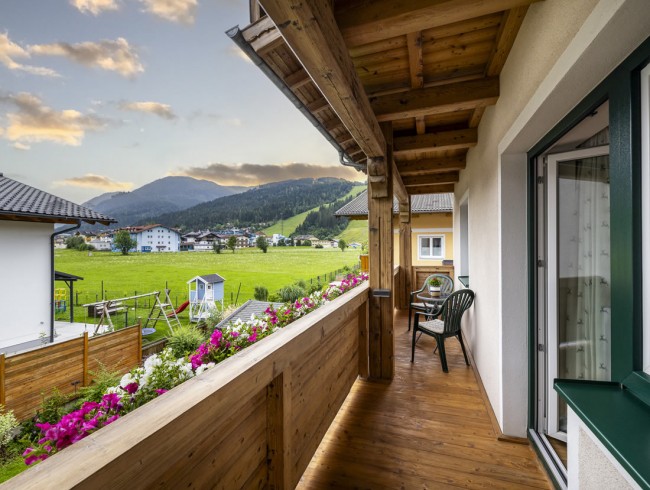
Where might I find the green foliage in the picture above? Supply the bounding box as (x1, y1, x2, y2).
(212, 241, 221, 254)
(277, 284, 307, 303)
(0, 408, 18, 460)
(293, 192, 361, 240)
(307, 281, 323, 295)
(254, 285, 268, 301)
(154, 178, 356, 230)
(338, 239, 347, 252)
(167, 326, 207, 358)
(427, 277, 442, 287)
(113, 230, 137, 255)
(277, 239, 286, 247)
(78, 364, 122, 404)
(37, 388, 72, 425)
(256, 236, 268, 253)
(227, 236, 237, 253)
(302, 240, 312, 246)
(314, 244, 323, 249)
(65, 236, 85, 249)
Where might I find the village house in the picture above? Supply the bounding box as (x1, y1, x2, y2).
(118, 224, 181, 253)
(0, 173, 115, 352)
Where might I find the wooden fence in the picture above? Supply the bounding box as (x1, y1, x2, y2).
(6, 283, 370, 488)
(1, 325, 141, 421)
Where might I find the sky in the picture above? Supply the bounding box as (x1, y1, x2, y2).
(0, 0, 364, 203)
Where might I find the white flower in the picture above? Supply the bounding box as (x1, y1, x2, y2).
(120, 373, 134, 387)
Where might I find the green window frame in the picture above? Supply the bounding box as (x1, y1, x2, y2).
(527, 36, 650, 489)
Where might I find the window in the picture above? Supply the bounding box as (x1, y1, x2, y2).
(418, 235, 444, 259)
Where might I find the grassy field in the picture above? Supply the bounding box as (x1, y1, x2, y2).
(262, 185, 365, 236)
(55, 247, 361, 329)
(338, 219, 369, 245)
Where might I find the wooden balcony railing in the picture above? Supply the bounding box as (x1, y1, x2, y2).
(6, 283, 369, 489)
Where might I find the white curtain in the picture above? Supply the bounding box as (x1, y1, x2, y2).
(557, 155, 611, 382)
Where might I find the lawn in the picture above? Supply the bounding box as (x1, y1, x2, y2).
(55, 247, 362, 331)
(338, 219, 369, 245)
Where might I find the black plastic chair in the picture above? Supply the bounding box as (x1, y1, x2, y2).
(411, 288, 475, 372)
(408, 273, 454, 331)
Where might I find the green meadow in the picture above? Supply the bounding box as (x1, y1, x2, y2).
(54, 247, 361, 327)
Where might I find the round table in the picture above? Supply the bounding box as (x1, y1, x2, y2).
(416, 291, 449, 316)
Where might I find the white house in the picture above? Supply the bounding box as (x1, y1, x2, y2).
(271, 233, 286, 245)
(121, 224, 181, 252)
(0, 173, 115, 352)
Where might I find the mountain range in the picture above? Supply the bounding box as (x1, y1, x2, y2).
(151, 177, 358, 230)
(82, 176, 247, 227)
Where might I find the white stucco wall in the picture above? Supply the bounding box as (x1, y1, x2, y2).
(454, 0, 650, 437)
(0, 221, 53, 348)
(567, 408, 639, 489)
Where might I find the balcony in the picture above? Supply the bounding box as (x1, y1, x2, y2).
(7, 279, 549, 488)
(298, 309, 550, 489)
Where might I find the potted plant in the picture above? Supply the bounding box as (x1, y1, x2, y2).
(427, 277, 442, 297)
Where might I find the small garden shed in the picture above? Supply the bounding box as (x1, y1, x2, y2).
(186, 274, 225, 322)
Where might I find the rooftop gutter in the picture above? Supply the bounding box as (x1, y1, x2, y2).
(226, 25, 366, 173)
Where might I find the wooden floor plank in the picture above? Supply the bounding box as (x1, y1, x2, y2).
(297, 310, 551, 489)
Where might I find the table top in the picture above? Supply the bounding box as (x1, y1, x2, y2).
(416, 292, 449, 304)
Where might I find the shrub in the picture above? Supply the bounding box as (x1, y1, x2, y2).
(277, 284, 307, 303)
(38, 388, 72, 425)
(307, 281, 323, 295)
(167, 326, 207, 358)
(254, 285, 268, 301)
(0, 407, 18, 460)
(314, 244, 323, 249)
(78, 364, 122, 404)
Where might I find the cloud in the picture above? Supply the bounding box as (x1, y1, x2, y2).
(228, 45, 252, 64)
(70, 0, 120, 15)
(55, 174, 133, 190)
(29, 37, 143, 78)
(0, 32, 60, 77)
(139, 0, 197, 24)
(0, 92, 108, 146)
(12, 142, 30, 151)
(176, 162, 364, 186)
(119, 101, 176, 119)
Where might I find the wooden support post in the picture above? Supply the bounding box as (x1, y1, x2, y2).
(368, 122, 395, 380)
(137, 318, 143, 364)
(399, 199, 412, 310)
(82, 332, 89, 387)
(0, 354, 5, 406)
(357, 301, 368, 378)
(267, 369, 292, 489)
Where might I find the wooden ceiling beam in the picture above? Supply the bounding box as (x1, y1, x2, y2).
(284, 69, 312, 91)
(406, 31, 427, 135)
(402, 172, 459, 186)
(396, 156, 466, 175)
(371, 77, 499, 122)
(408, 184, 455, 195)
(260, 0, 385, 157)
(394, 128, 477, 157)
(335, 0, 542, 48)
(306, 98, 330, 114)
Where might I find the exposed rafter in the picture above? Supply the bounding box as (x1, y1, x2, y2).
(402, 172, 459, 187)
(259, 0, 385, 157)
(335, 0, 542, 47)
(396, 156, 466, 175)
(407, 184, 456, 195)
(371, 77, 499, 122)
(394, 129, 477, 157)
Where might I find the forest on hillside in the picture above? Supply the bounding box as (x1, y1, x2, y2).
(292, 194, 356, 239)
(150, 178, 357, 230)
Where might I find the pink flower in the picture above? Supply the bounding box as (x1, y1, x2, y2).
(122, 382, 139, 395)
(155, 389, 168, 395)
(210, 329, 223, 347)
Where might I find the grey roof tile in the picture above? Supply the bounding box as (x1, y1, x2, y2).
(0, 173, 116, 224)
(217, 300, 283, 328)
(334, 189, 453, 217)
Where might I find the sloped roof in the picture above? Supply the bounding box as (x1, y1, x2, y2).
(187, 274, 225, 284)
(334, 190, 452, 218)
(217, 300, 284, 329)
(0, 173, 116, 225)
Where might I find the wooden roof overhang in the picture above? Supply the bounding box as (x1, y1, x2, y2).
(230, 0, 540, 197)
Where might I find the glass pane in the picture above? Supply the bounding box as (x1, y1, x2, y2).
(420, 237, 431, 257)
(556, 155, 611, 432)
(432, 237, 442, 257)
